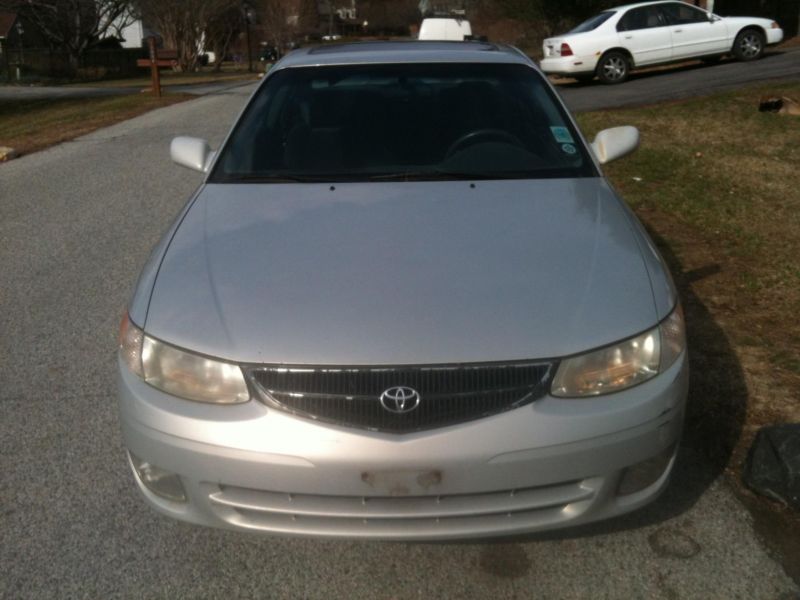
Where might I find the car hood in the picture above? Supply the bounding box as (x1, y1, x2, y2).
(145, 179, 661, 365)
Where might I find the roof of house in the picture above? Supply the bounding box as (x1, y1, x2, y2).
(0, 11, 17, 39)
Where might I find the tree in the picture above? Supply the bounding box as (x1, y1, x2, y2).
(259, 0, 292, 51)
(258, 0, 316, 50)
(0, 0, 134, 71)
(133, 0, 237, 71)
(489, 0, 615, 33)
(358, 0, 418, 35)
(203, 4, 241, 70)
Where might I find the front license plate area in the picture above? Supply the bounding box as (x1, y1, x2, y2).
(360, 469, 443, 496)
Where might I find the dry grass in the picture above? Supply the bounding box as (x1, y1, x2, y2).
(579, 80, 800, 569)
(0, 93, 191, 158)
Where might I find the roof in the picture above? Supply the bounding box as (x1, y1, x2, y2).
(273, 41, 533, 70)
(0, 11, 17, 39)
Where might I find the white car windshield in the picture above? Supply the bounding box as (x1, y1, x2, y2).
(212, 63, 597, 183)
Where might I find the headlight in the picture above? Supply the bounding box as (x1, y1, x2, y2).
(552, 304, 685, 398)
(118, 315, 249, 404)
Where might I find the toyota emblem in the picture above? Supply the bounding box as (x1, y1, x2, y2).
(379, 386, 421, 414)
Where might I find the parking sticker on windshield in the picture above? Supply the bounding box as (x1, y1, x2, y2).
(561, 143, 577, 155)
(550, 126, 575, 144)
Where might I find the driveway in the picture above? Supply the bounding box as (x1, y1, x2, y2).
(555, 46, 800, 112)
(0, 84, 796, 599)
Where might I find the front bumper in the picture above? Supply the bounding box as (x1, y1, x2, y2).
(540, 55, 599, 77)
(117, 353, 689, 540)
(766, 28, 784, 46)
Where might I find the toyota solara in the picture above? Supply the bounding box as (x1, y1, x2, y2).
(117, 41, 688, 540)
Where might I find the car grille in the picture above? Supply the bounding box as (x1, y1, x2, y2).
(247, 361, 554, 433)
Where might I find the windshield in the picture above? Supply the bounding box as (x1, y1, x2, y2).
(211, 63, 596, 183)
(568, 12, 615, 33)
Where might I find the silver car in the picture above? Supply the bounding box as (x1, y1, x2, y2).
(118, 41, 688, 540)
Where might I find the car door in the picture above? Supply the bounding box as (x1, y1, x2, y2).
(616, 5, 673, 66)
(660, 2, 729, 59)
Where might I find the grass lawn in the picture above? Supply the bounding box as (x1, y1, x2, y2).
(578, 80, 800, 574)
(0, 93, 191, 158)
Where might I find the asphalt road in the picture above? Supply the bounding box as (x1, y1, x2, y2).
(554, 46, 800, 112)
(1, 80, 798, 599)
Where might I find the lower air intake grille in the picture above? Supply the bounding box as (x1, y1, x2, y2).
(247, 361, 554, 433)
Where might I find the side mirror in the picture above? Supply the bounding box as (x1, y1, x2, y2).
(591, 126, 639, 165)
(170, 136, 215, 173)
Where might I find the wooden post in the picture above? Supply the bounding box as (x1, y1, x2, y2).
(147, 36, 162, 98)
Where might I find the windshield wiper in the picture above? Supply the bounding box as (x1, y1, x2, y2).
(368, 170, 526, 182)
(369, 169, 503, 181)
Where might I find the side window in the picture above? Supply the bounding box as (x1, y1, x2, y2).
(618, 8, 646, 32)
(618, 7, 664, 32)
(662, 3, 709, 25)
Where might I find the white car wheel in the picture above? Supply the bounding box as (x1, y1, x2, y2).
(598, 52, 630, 84)
(733, 29, 765, 61)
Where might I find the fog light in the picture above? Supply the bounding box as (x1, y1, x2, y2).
(617, 443, 677, 496)
(129, 452, 187, 503)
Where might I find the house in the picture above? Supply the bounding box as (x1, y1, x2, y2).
(0, 11, 47, 51)
(317, 1, 360, 36)
(0, 11, 48, 76)
(107, 8, 159, 49)
(116, 19, 159, 49)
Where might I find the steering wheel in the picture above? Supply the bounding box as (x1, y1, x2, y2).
(444, 129, 524, 159)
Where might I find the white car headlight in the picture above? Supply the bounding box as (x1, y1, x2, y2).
(119, 315, 249, 404)
(552, 304, 685, 398)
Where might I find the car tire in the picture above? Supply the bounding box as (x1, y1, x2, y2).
(597, 51, 630, 85)
(733, 29, 765, 61)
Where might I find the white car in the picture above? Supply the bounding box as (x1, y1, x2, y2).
(540, 0, 784, 84)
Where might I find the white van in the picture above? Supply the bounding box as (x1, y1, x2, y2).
(418, 18, 472, 41)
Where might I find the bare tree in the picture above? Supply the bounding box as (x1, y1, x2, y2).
(259, 0, 300, 51)
(134, 0, 237, 71)
(0, 0, 134, 71)
(358, 0, 418, 35)
(295, 0, 318, 34)
(204, 4, 241, 70)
